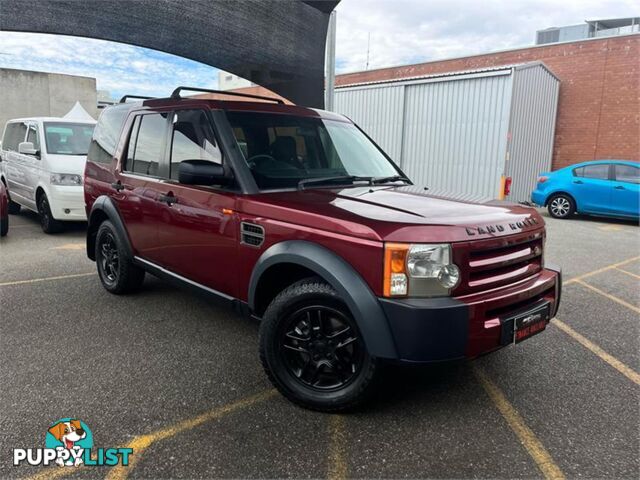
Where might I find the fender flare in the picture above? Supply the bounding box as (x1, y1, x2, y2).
(248, 241, 398, 359)
(86, 195, 133, 261)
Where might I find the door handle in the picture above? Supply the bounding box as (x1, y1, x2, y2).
(158, 193, 178, 205)
(111, 181, 125, 192)
(573, 180, 583, 184)
(614, 185, 626, 190)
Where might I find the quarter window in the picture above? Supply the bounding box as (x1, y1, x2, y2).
(125, 113, 168, 177)
(614, 164, 639, 184)
(574, 164, 609, 180)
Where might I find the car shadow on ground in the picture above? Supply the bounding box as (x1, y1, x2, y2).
(11, 209, 88, 232)
(537, 209, 638, 226)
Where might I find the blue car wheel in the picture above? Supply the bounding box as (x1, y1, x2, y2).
(548, 193, 576, 219)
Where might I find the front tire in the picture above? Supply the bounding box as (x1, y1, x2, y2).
(95, 220, 145, 294)
(37, 193, 64, 233)
(547, 194, 575, 219)
(259, 278, 378, 412)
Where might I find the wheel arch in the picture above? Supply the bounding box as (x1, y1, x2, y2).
(86, 195, 133, 261)
(249, 241, 398, 359)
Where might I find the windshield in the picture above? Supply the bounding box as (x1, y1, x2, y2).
(226, 112, 401, 190)
(44, 122, 95, 155)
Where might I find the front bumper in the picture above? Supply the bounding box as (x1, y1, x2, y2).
(48, 185, 87, 221)
(379, 265, 561, 363)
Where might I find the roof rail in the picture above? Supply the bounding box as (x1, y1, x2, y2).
(170, 86, 284, 104)
(119, 95, 154, 103)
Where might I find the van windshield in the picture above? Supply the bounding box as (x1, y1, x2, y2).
(44, 122, 95, 155)
(226, 112, 401, 190)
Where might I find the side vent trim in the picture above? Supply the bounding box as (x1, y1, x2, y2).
(241, 222, 265, 247)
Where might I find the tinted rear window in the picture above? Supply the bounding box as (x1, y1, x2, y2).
(573, 164, 609, 180)
(615, 164, 639, 184)
(87, 107, 129, 164)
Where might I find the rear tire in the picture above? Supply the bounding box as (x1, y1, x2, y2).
(259, 277, 378, 412)
(547, 194, 575, 219)
(95, 220, 145, 294)
(0, 214, 7, 237)
(37, 193, 64, 233)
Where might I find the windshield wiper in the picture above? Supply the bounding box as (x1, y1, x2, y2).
(372, 175, 412, 185)
(298, 175, 373, 190)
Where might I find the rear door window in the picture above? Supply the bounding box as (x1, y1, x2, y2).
(125, 113, 168, 177)
(573, 164, 610, 180)
(169, 110, 222, 180)
(614, 164, 639, 184)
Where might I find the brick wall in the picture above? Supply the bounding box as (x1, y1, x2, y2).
(336, 35, 640, 170)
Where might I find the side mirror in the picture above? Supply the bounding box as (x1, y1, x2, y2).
(178, 160, 230, 186)
(18, 142, 39, 156)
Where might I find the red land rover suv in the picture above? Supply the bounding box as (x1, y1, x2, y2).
(84, 88, 561, 411)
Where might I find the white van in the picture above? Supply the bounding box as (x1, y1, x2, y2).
(0, 117, 96, 233)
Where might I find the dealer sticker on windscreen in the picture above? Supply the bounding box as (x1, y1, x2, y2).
(511, 303, 551, 344)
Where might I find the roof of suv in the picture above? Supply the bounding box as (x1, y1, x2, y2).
(5, 117, 96, 124)
(118, 97, 348, 122)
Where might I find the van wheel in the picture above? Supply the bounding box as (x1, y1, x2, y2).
(547, 194, 575, 219)
(37, 194, 63, 233)
(259, 278, 378, 412)
(95, 220, 145, 294)
(1, 214, 7, 237)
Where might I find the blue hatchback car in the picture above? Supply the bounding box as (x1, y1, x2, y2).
(532, 160, 639, 220)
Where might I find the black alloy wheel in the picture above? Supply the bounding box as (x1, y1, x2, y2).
(99, 232, 120, 287)
(259, 278, 378, 412)
(279, 305, 364, 390)
(95, 220, 145, 294)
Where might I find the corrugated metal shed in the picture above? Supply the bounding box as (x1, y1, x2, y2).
(335, 62, 560, 203)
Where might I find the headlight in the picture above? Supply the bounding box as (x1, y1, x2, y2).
(50, 174, 82, 186)
(384, 243, 460, 297)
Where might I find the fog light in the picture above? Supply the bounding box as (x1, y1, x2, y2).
(64, 209, 70, 214)
(437, 264, 460, 289)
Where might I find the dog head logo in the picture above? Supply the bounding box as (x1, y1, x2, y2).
(48, 420, 86, 449)
(45, 418, 93, 466)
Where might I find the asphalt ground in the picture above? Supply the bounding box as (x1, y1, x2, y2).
(0, 209, 638, 479)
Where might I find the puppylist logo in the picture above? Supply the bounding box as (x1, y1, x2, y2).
(13, 418, 132, 468)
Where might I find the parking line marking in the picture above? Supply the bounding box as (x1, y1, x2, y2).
(104, 389, 277, 480)
(598, 225, 623, 232)
(564, 256, 640, 285)
(473, 366, 565, 480)
(327, 415, 348, 480)
(51, 243, 85, 251)
(27, 389, 277, 480)
(615, 267, 640, 280)
(0, 272, 95, 287)
(572, 279, 640, 314)
(553, 319, 640, 385)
